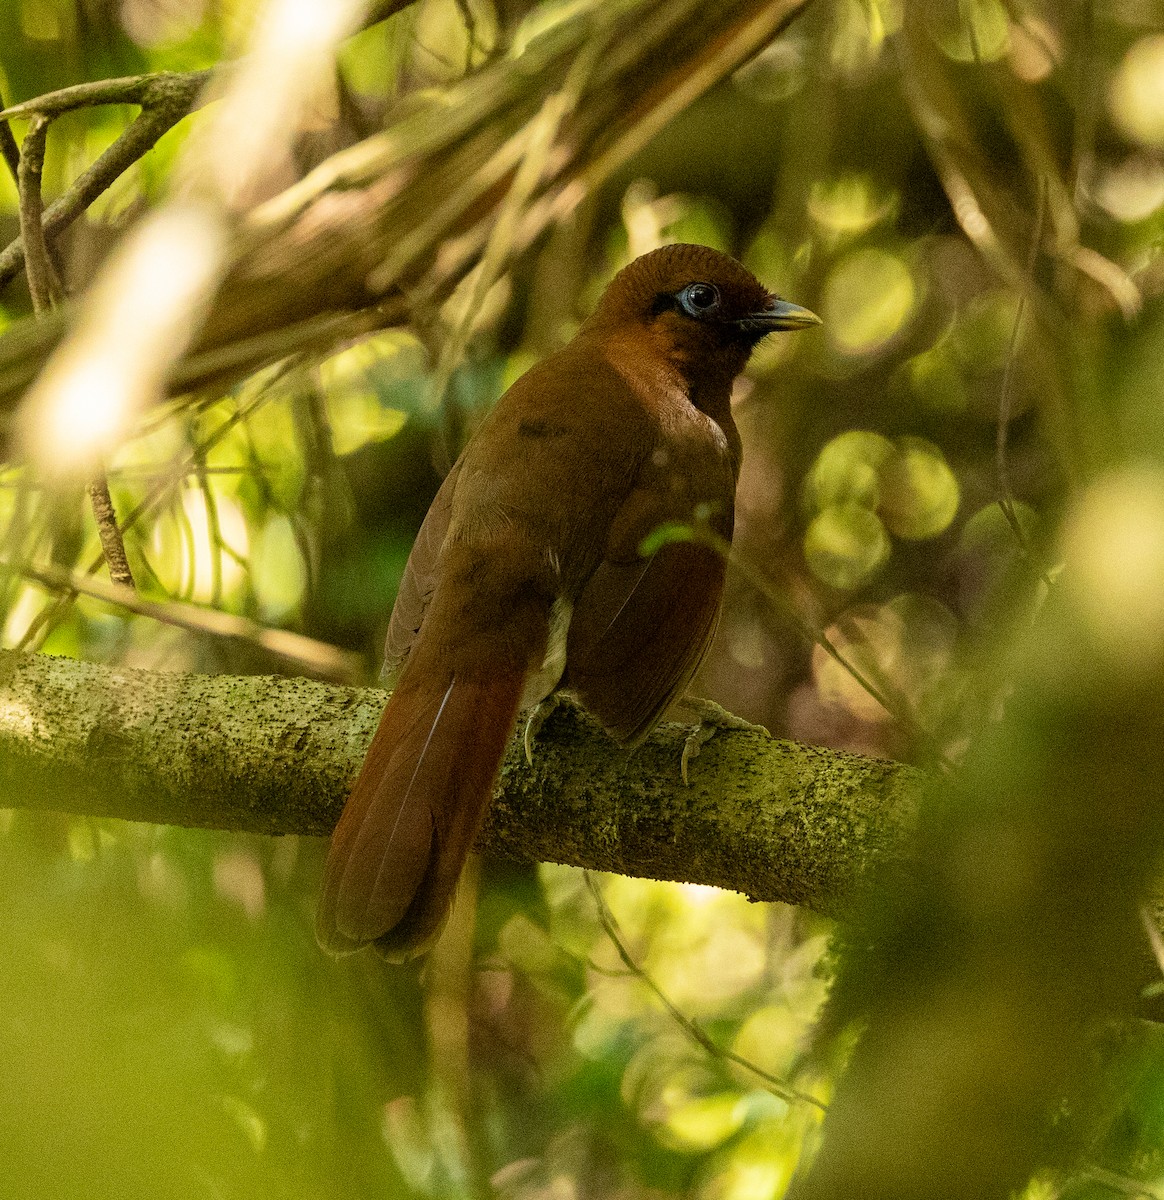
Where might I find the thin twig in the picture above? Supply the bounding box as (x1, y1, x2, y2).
(1081, 1164, 1164, 1200)
(0, 469, 37, 627)
(3, 557, 364, 683)
(15, 115, 61, 313)
(15, 110, 137, 593)
(583, 871, 827, 1112)
(47, 464, 262, 481)
(1140, 906, 1164, 980)
(0, 89, 20, 184)
(894, 16, 1027, 294)
(0, 73, 210, 290)
(0, 69, 213, 123)
(429, 27, 607, 465)
(453, 0, 480, 72)
(1067, 243, 1141, 319)
(174, 303, 409, 395)
(13, 386, 276, 653)
(86, 477, 135, 588)
(193, 451, 225, 607)
(996, 177, 1045, 550)
(894, 14, 1083, 487)
(289, 371, 345, 598)
(1068, 0, 1097, 211)
(129, 542, 166, 595)
(688, 524, 929, 741)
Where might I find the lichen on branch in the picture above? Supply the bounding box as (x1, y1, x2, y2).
(0, 651, 918, 914)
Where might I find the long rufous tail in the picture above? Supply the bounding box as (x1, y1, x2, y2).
(316, 667, 525, 961)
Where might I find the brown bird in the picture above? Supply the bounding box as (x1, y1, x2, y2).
(316, 243, 819, 960)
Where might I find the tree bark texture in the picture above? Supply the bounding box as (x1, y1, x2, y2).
(0, 652, 920, 917)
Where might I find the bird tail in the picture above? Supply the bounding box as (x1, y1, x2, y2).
(316, 667, 525, 961)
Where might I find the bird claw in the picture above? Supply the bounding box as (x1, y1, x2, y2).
(524, 693, 564, 766)
(681, 725, 716, 786)
(676, 697, 769, 785)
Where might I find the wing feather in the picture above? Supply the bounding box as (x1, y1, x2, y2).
(382, 459, 462, 686)
(566, 524, 729, 745)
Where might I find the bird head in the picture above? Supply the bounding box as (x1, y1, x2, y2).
(586, 243, 820, 390)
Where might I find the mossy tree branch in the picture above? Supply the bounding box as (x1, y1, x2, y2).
(0, 652, 920, 916)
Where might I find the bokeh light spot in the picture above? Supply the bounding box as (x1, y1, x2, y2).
(808, 173, 898, 241)
(321, 331, 423, 454)
(212, 850, 266, 921)
(1094, 156, 1164, 222)
(732, 38, 805, 103)
(619, 181, 734, 263)
(703, 1122, 803, 1200)
(382, 1096, 436, 1190)
(805, 430, 895, 512)
(1109, 35, 1164, 148)
(252, 515, 306, 622)
(822, 248, 915, 355)
(663, 1092, 748, 1152)
(20, 0, 67, 40)
(879, 437, 960, 540)
(907, 332, 968, 411)
(830, 0, 902, 75)
(1008, 15, 1059, 82)
(927, 0, 1010, 63)
(1063, 468, 1164, 669)
(743, 221, 793, 294)
(804, 503, 890, 590)
(960, 501, 1039, 557)
(950, 290, 1023, 369)
(219, 1094, 267, 1154)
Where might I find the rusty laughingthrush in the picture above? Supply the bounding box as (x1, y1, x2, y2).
(316, 243, 820, 960)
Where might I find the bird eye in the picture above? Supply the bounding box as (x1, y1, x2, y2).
(677, 282, 720, 317)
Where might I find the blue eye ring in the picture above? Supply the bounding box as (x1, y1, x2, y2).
(677, 282, 721, 317)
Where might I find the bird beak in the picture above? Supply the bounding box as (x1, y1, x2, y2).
(739, 298, 822, 332)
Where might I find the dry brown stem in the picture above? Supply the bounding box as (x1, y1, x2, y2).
(15, 115, 61, 314)
(6, 562, 363, 682)
(0, 0, 813, 418)
(85, 477, 135, 589)
(0, 71, 212, 291)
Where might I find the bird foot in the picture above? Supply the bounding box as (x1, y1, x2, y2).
(674, 697, 769, 785)
(524, 693, 564, 766)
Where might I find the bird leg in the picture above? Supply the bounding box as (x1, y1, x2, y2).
(524, 692, 565, 765)
(673, 697, 769, 785)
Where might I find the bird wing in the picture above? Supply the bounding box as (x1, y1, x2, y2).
(381, 458, 463, 686)
(564, 487, 731, 746)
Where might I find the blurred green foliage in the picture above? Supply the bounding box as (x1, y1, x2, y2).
(2, 0, 1164, 1198)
